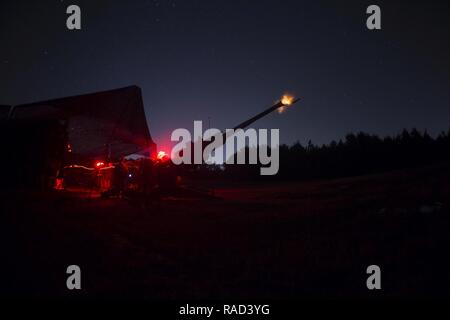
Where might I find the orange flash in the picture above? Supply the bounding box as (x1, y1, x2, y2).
(281, 94, 294, 106)
(277, 106, 286, 114)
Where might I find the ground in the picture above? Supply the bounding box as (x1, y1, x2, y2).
(2, 163, 450, 300)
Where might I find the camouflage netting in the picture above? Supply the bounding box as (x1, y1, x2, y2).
(11, 86, 156, 162)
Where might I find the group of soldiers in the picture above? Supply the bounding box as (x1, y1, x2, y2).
(101, 156, 177, 198)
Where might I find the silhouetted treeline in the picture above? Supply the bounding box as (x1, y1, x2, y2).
(185, 128, 450, 181)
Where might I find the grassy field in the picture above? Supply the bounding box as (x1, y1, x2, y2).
(1, 163, 450, 300)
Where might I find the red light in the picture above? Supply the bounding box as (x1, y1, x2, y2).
(96, 161, 105, 167)
(157, 151, 168, 160)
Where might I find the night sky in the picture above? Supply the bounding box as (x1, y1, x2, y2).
(1, 0, 449, 148)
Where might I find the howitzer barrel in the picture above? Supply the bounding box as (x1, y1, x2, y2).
(232, 98, 300, 131)
(186, 96, 300, 160)
(221, 97, 300, 142)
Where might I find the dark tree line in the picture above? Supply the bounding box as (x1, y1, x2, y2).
(275, 128, 450, 180)
(187, 128, 450, 181)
